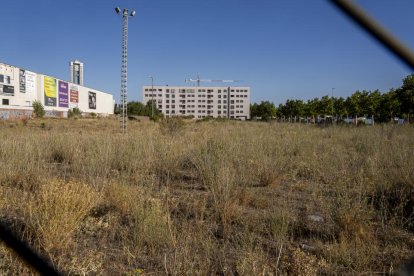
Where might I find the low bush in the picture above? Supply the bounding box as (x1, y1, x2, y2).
(159, 116, 186, 136)
(32, 100, 45, 118)
(68, 108, 82, 118)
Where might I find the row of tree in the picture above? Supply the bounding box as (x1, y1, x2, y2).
(251, 74, 414, 123)
(115, 101, 163, 119)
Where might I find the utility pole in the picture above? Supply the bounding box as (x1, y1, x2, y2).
(115, 7, 136, 134)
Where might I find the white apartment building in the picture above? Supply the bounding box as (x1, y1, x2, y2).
(142, 86, 250, 120)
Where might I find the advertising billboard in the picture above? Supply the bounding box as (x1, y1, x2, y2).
(19, 69, 26, 93)
(44, 76, 57, 106)
(58, 81, 68, 108)
(25, 71, 36, 96)
(88, 91, 96, 109)
(70, 85, 79, 108)
(0, 85, 15, 96)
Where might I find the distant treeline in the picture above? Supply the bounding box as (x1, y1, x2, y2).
(251, 74, 414, 123)
(115, 101, 163, 119)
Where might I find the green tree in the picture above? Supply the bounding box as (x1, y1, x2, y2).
(345, 91, 362, 117)
(316, 95, 331, 116)
(127, 101, 146, 116)
(250, 103, 259, 118)
(333, 97, 346, 118)
(32, 100, 45, 118)
(251, 101, 277, 120)
(378, 89, 400, 122)
(396, 74, 414, 121)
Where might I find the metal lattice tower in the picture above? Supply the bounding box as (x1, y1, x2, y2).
(116, 7, 136, 134)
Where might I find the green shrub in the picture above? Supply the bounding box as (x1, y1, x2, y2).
(32, 101, 45, 118)
(68, 108, 82, 118)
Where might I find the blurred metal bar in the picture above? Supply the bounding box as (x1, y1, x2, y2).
(331, 0, 414, 71)
(0, 222, 61, 275)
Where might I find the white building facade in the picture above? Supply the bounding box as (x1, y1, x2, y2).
(142, 86, 250, 120)
(0, 62, 114, 119)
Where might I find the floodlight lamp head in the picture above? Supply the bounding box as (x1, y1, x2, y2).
(130, 10, 136, 17)
(123, 9, 128, 15)
(115, 7, 121, 14)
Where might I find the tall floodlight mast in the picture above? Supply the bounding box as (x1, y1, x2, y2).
(115, 7, 136, 133)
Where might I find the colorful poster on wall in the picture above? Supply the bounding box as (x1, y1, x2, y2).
(58, 81, 68, 108)
(25, 71, 36, 96)
(70, 85, 79, 108)
(19, 69, 26, 93)
(0, 85, 14, 95)
(88, 91, 96, 109)
(44, 76, 57, 106)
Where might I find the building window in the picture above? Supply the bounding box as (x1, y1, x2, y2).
(223, 100, 227, 104)
(166, 110, 170, 114)
(2, 99, 9, 105)
(166, 89, 170, 92)
(158, 89, 162, 92)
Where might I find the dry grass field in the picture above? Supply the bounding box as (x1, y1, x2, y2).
(0, 117, 413, 275)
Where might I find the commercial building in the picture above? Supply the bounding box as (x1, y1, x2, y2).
(0, 61, 114, 119)
(142, 86, 250, 119)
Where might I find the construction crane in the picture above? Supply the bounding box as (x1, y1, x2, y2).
(185, 73, 240, 87)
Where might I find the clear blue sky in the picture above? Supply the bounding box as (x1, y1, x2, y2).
(1, 0, 413, 104)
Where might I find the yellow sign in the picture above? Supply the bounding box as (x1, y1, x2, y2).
(44, 76, 57, 106)
(44, 76, 56, 98)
